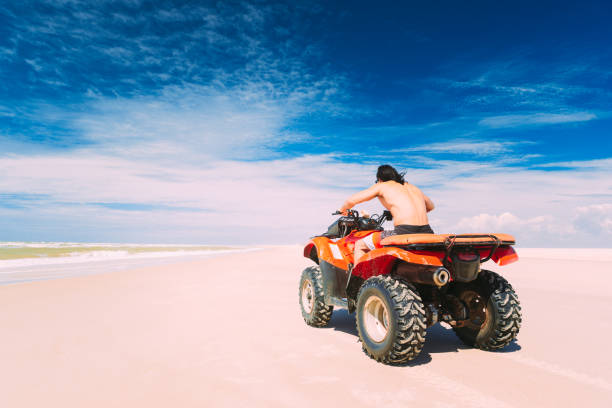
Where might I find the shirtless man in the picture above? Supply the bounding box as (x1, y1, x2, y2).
(338, 164, 435, 263)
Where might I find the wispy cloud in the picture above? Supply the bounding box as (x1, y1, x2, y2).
(424, 58, 610, 134)
(4, 77, 343, 161)
(533, 158, 612, 170)
(0, 1, 337, 102)
(432, 57, 610, 110)
(0, 1, 346, 158)
(392, 140, 530, 156)
(479, 112, 596, 128)
(92, 202, 203, 212)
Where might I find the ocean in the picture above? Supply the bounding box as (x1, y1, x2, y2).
(0, 242, 258, 285)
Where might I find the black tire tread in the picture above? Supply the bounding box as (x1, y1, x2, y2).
(454, 270, 522, 350)
(299, 266, 333, 327)
(356, 275, 427, 364)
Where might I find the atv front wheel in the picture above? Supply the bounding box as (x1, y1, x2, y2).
(356, 275, 426, 364)
(450, 270, 522, 350)
(299, 266, 333, 327)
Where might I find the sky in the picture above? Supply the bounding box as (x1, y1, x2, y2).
(0, 0, 611, 246)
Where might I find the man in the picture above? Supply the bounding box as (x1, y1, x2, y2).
(338, 164, 435, 263)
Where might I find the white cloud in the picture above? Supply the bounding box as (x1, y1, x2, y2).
(449, 203, 612, 247)
(454, 212, 571, 236)
(435, 60, 609, 111)
(4, 0, 340, 109)
(534, 158, 612, 170)
(393, 140, 530, 156)
(0, 152, 375, 243)
(1, 149, 611, 246)
(401, 157, 612, 247)
(16, 77, 343, 164)
(76, 86, 293, 160)
(479, 112, 596, 128)
(24, 58, 44, 72)
(573, 204, 612, 235)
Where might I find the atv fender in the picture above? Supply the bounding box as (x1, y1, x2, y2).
(304, 237, 350, 269)
(303, 237, 351, 303)
(352, 247, 443, 281)
(303, 242, 318, 263)
(490, 245, 519, 265)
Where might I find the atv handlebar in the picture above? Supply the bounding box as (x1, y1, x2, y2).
(332, 210, 359, 217)
(326, 209, 391, 238)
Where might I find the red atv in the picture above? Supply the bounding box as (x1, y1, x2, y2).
(300, 210, 522, 365)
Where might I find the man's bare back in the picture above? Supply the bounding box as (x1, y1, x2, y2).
(340, 180, 434, 225)
(338, 165, 435, 262)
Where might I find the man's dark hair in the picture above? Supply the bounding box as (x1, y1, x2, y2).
(376, 164, 405, 184)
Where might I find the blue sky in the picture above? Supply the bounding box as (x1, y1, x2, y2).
(0, 0, 611, 246)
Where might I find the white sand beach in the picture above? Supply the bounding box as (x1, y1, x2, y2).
(1, 246, 611, 407)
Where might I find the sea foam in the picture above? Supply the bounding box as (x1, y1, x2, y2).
(0, 242, 254, 270)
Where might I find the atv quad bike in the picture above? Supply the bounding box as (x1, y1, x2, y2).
(299, 210, 522, 365)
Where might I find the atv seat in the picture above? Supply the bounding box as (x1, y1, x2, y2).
(380, 233, 515, 248)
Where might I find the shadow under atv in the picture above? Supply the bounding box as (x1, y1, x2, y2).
(327, 309, 521, 367)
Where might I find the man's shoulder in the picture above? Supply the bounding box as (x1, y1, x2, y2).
(400, 182, 424, 197)
(379, 180, 407, 193)
(378, 181, 396, 190)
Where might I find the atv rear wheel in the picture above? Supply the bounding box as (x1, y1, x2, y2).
(356, 275, 426, 365)
(299, 266, 333, 327)
(450, 270, 522, 350)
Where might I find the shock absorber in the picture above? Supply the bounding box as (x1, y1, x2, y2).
(425, 303, 439, 327)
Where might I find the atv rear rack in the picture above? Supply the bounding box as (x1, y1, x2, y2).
(381, 233, 515, 264)
(381, 233, 515, 247)
(441, 234, 501, 264)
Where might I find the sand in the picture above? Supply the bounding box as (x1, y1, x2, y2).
(1, 246, 611, 407)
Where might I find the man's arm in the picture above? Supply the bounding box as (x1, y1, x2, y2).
(423, 194, 435, 212)
(339, 184, 380, 214)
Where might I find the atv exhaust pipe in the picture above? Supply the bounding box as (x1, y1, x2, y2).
(394, 263, 450, 287)
(433, 267, 450, 287)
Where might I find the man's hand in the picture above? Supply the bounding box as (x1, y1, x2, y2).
(337, 208, 348, 216)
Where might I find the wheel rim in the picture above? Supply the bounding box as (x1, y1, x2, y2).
(459, 290, 487, 331)
(301, 279, 314, 314)
(363, 295, 390, 343)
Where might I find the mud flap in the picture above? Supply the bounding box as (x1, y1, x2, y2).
(319, 261, 349, 303)
(345, 271, 363, 313)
